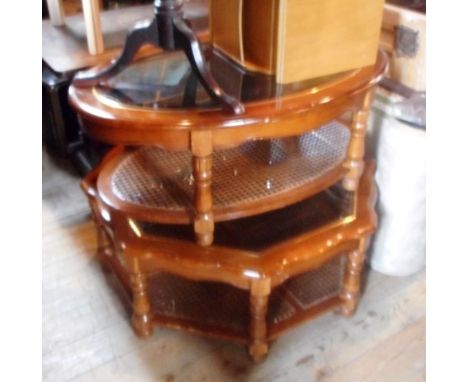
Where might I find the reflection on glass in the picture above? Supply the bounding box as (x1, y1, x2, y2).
(97, 48, 347, 110)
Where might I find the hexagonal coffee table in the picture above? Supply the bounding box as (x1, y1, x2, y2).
(72, 48, 386, 361)
(81, 144, 376, 362)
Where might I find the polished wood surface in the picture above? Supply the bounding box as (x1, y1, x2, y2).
(276, 0, 384, 83)
(70, 46, 386, 361)
(82, 159, 377, 288)
(343, 89, 375, 191)
(43, 148, 425, 378)
(69, 50, 387, 149)
(242, 0, 277, 73)
(209, 0, 244, 61)
(71, 49, 386, 246)
(82, 157, 378, 360)
(191, 130, 215, 245)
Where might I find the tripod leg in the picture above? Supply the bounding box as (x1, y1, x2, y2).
(182, 71, 199, 107)
(74, 19, 159, 86)
(173, 17, 244, 114)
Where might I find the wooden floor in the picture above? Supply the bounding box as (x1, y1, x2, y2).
(42, 150, 425, 382)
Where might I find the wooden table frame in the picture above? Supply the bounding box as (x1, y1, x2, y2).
(82, 154, 378, 362)
(70, 48, 387, 361)
(70, 50, 387, 246)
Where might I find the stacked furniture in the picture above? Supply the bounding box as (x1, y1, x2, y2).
(70, 48, 386, 361)
(69, 0, 387, 361)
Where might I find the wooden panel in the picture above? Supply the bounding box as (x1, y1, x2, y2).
(210, 0, 244, 61)
(210, 0, 384, 83)
(242, 0, 278, 73)
(276, 0, 385, 83)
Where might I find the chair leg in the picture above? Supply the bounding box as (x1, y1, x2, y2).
(248, 279, 271, 362)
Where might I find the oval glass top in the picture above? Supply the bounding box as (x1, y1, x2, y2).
(96, 48, 351, 110)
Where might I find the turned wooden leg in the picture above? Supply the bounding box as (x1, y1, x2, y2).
(340, 238, 370, 316)
(249, 279, 271, 362)
(86, 196, 112, 273)
(96, 225, 112, 274)
(129, 268, 153, 338)
(343, 90, 375, 191)
(191, 131, 214, 247)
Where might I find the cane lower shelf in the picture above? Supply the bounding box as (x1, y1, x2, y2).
(105, 253, 346, 343)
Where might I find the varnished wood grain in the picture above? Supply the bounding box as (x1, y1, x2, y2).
(276, 0, 384, 83)
(209, 0, 244, 61)
(43, 149, 425, 380)
(249, 278, 271, 362)
(70, 49, 387, 361)
(343, 89, 375, 191)
(69, 51, 387, 150)
(85, 161, 377, 290)
(191, 130, 214, 246)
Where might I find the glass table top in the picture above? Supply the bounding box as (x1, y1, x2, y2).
(96, 48, 348, 110)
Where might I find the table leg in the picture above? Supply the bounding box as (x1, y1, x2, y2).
(249, 278, 271, 363)
(343, 89, 374, 191)
(128, 258, 153, 338)
(340, 237, 370, 316)
(81, 0, 105, 55)
(191, 131, 214, 247)
(96, 225, 113, 274)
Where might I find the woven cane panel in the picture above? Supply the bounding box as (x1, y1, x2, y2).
(267, 291, 298, 325)
(148, 273, 250, 334)
(281, 255, 345, 311)
(145, 258, 344, 333)
(110, 121, 350, 213)
(147, 273, 296, 336)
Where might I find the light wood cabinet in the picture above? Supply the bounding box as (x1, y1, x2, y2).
(210, 0, 385, 83)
